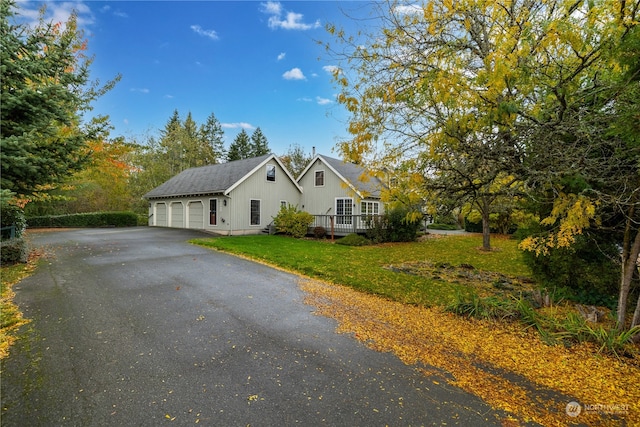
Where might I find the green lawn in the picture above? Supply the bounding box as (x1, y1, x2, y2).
(191, 234, 532, 307)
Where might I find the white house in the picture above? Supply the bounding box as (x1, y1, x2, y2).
(144, 153, 386, 236)
(143, 154, 302, 235)
(297, 154, 386, 234)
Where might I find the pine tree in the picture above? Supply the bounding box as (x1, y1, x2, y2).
(227, 129, 252, 161)
(199, 112, 226, 164)
(0, 1, 119, 196)
(250, 127, 269, 157)
(159, 110, 184, 176)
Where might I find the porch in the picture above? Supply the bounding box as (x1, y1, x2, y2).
(309, 214, 383, 238)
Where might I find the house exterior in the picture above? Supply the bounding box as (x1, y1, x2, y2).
(143, 154, 302, 235)
(297, 154, 386, 234)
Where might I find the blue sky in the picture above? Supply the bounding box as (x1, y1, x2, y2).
(16, 1, 374, 156)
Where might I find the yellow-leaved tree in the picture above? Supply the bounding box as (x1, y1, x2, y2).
(326, 0, 640, 332)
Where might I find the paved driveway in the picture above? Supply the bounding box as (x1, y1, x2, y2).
(2, 227, 504, 426)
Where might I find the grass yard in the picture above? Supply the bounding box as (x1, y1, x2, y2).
(191, 233, 531, 307)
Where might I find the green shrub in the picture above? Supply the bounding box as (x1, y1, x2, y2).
(1, 190, 26, 240)
(427, 223, 459, 231)
(447, 292, 518, 321)
(365, 207, 421, 243)
(313, 226, 326, 239)
(273, 204, 314, 238)
(364, 215, 389, 243)
(387, 207, 421, 242)
(518, 233, 619, 308)
(1, 238, 28, 265)
(27, 211, 139, 228)
(137, 214, 149, 226)
(336, 233, 370, 246)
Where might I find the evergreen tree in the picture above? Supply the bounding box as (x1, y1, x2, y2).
(159, 110, 184, 176)
(181, 112, 201, 167)
(199, 112, 226, 164)
(227, 129, 252, 161)
(0, 1, 119, 196)
(250, 127, 269, 157)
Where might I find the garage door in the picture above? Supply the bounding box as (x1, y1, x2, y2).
(188, 201, 204, 229)
(170, 202, 184, 228)
(155, 203, 167, 226)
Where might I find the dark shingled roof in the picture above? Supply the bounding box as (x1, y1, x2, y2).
(143, 154, 272, 199)
(319, 155, 385, 198)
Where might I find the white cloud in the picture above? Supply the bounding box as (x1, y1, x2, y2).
(164, 94, 174, 99)
(221, 122, 255, 130)
(298, 97, 313, 102)
(261, 1, 282, 16)
(316, 96, 332, 105)
(282, 68, 306, 80)
(277, 52, 286, 61)
(323, 65, 341, 75)
(130, 88, 150, 94)
(261, 1, 320, 30)
(18, 1, 94, 29)
(394, 4, 423, 15)
(191, 24, 219, 40)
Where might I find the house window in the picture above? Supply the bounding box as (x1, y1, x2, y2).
(250, 199, 261, 225)
(266, 164, 276, 182)
(361, 201, 379, 216)
(336, 197, 353, 225)
(315, 170, 324, 186)
(209, 199, 217, 225)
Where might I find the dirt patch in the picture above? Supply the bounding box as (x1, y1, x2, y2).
(383, 260, 535, 296)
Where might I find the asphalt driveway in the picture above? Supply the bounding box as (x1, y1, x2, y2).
(2, 227, 505, 426)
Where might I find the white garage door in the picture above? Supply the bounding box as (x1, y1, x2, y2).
(170, 202, 184, 228)
(188, 201, 204, 229)
(155, 203, 167, 226)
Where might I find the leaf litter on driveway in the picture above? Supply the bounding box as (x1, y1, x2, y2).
(299, 278, 640, 426)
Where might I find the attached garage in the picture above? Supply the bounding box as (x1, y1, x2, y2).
(155, 203, 167, 226)
(188, 201, 204, 229)
(170, 202, 184, 228)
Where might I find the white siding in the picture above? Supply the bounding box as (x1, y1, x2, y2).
(299, 158, 385, 222)
(227, 161, 301, 234)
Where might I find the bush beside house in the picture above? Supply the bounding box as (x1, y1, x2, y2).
(273, 205, 314, 238)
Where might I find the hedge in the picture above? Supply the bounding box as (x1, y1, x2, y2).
(27, 212, 139, 228)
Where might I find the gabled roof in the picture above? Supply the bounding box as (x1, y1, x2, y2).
(143, 154, 301, 199)
(298, 154, 385, 199)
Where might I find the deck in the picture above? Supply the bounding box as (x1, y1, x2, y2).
(308, 214, 383, 238)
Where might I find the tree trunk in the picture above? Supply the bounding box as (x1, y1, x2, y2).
(632, 261, 640, 329)
(617, 226, 640, 330)
(480, 196, 491, 251)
